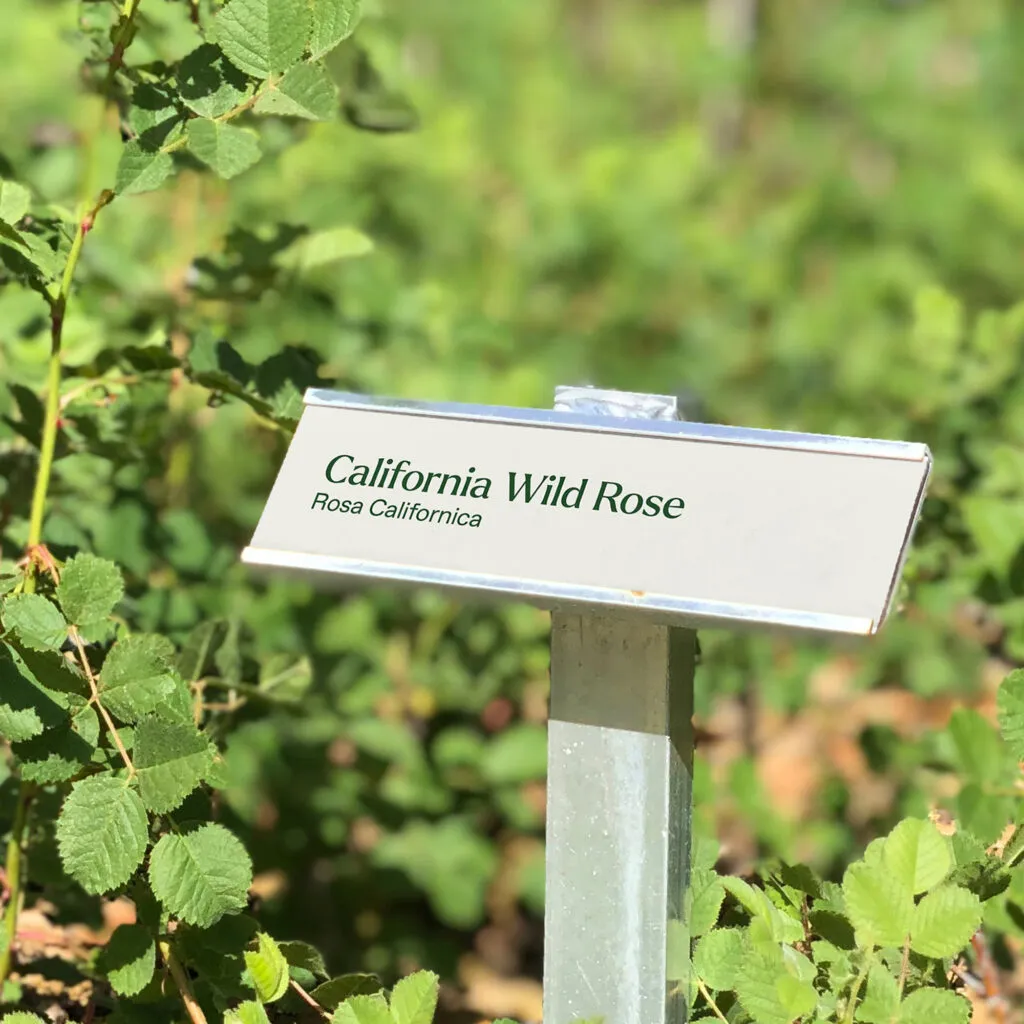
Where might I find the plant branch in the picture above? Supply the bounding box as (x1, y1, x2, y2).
(291, 979, 330, 1019)
(160, 939, 209, 1024)
(106, 0, 144, 87)
(696, 977, 729, 1024)
(0, 783, 36, 985)
(842, 953, 874, 1024)
(897, 936, 911, 1001)
(71, 625, 134, 776)
(25, 191, 113, 593)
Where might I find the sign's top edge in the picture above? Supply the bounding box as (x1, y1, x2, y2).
(303, 388, 932, 464)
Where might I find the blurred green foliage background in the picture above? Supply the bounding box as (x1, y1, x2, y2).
(3, 0, 1024, 1004)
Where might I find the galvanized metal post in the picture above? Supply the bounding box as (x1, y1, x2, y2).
(544, 386, 696, 1024)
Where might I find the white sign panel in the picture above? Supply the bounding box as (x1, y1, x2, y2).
(243, 390, 932, 635)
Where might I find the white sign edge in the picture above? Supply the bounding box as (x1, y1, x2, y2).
(240, 546, 877, 635)
(303, 387, 932, 463)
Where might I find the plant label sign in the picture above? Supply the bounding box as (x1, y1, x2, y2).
(243, 389, 932, 636)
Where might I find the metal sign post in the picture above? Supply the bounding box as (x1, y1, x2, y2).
(544, 387, 693, 1024)
(242, 385, 932, 1024)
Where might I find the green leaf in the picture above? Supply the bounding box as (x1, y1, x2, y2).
(115, 141, 174, 196)
(0, 180, 31, 223)
(259, 654, 313, 702)
(3, 594, 67, 652)
(99, 923, 156, 997)
(721, 876, 803, 943)
(99, 634, 179, 723)
(842, 862, 914, 948)
(331, 994, 392, 1024)
(255, 62, 337, 120)
(948, 708, 1007, 785)
(56, 553, 124, 626)
(225, 1002, 270, 1024)
(898, 988, 971, 1024)
(389, 970, 439, 1024)
(178, 44, 251, 119)
(274, 226, 373, 271)
(135, 715, 213, 813)
(688, 868, 725, 937)
(856, 964, 899, 1024)
(215, 0, 310, 78)
(882, 818, 952, 895)
(187, 120, 262, 180)
(693, 928, 744, 991)
(910, 885, 982, 959)
(244, 932, 290, 1003)
(13, 702, 98, 783)
(311, 975, 383, 1009)
(149, 823, 253, 927)
(308, 0, 361, 59)
(57, 776, 149, 894)
(0, 645, 66, 742)
(279, 940, 328, 980)
(997, 670, 1024, 760)
(0, 1015, 48, 1024)
(735, 949, 813, 1024)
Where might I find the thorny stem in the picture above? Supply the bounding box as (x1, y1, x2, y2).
(72, 626, 135, 775)
(696, 977, 730, 1024)
(106, 0, 144, 87)
(897, 936, 911, 1001)
(0, 783, 35, 983)
(161, 939, 209, 1024)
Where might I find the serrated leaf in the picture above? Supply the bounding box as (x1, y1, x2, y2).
(178, 44, 251, 119)
(3, 594, 67, 652)
(898, 988, 971, 1024)
(883, 819, 952, 895)
(116, 142, 174, 196)
(389, 970, 438, 1024)
(99, 924, 156, 997)
(13, 703, 98, 783)
(694, 928, 744, 991)
(910, 885, 982, 958)
(948, 708, 1006, 785)
(279, 940, 328, 980)
(689, 868, 725, 937)
(0, 645, 66, 742)
(312, 975, 383, 1009)
(215, 0, 310, 78)
(722, 876, 803, 943)
(57, 553, 124, 626)
(331, 994, 392, 1024)
(735, 950, 808, 1024)
(255, 62, 337, 120)
(245, 932, 290, 1003)
(997, 670, 1024, 760)
(57, 776, 148, 894)
(1, 1015, 48, 1024)
(308, 0, 361, 59)
(274, 226, 373, 271)
(0, 222, 61, 281)
(128, 82, 184, 150)
(0, 180, 31, 223)
(135, 715, 212, 813)
(187, 120, 262, 180)
(856, 964, 899, 1024)
(149, 823, 252, 927)
(842, 862, 914, 948)
(225, 1002, 270, 1024)
(99, 634, 179, 722)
